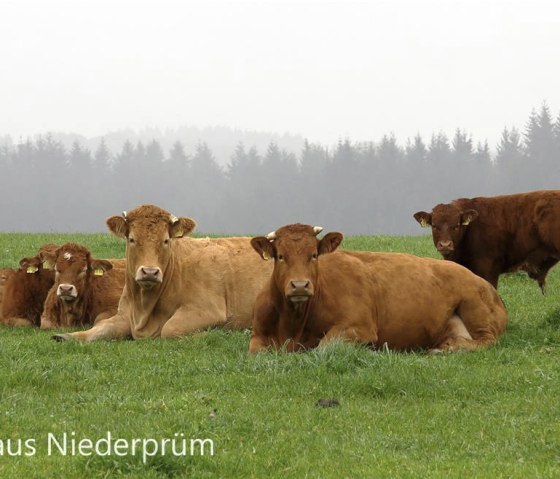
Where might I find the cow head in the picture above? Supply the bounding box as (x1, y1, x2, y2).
(18, 243, 58, 275)
(251, 223, 343, 303)
(40, 243, 113, 302)
(106, 205, 196, 290)
(414, 204, 478, 259)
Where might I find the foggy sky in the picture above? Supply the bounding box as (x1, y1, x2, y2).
(1, 0, 559, 145)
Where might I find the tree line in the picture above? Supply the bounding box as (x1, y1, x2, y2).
(1, 103, 559, 235)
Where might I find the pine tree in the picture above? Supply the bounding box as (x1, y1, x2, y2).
(167, 141, 190, 173)
(189, 142, 225, 231)
(93, 139, 112, 172)
(496, 127, 527, 192)
(523, 102, 556, 187)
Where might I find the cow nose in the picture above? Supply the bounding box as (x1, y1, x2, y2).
(137, 266, 162, 284)
(141, 267, 159, 277)
(437, 240, 453, 250)
(57, 284, 77, 298)
(290, 280, 311, 291)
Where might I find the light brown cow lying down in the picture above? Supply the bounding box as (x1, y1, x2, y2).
(0, 244, 58, 327)
(40, 242, 126, 329)
(53, 204, 272, 341)
(249, 224, 508, 353)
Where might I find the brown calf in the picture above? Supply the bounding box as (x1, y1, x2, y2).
(40, 243, 126, 329)
(0, 244, 58, 327)
(414, 190, 560, 290)
(250, 224, 507, 353)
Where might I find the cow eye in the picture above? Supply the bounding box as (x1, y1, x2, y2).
(311, 253, 318, 260)
(163, 238, 170, 246)
(278, 255, 284, 262)
(128, 237, 135, 244)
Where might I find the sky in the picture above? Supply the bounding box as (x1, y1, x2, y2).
(1, 0, 559, 147)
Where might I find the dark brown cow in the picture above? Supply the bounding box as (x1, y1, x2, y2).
(40, 243, 126, 329)
(0, 268, 16, 314)
(249, 224, 507, 353)
(0, 244, 58, 327)
(413, 190, 560, 290)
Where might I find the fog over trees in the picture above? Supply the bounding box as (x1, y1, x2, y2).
(1, 103, 560, 235)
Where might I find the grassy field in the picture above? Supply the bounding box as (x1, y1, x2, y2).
(1, 232, 560, 478)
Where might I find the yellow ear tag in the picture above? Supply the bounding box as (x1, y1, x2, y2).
(26, 265, 38, 274)
(43, 259, 53, 270)
(461, 218, 471, 226)
(173, 228, 183, 238)
(420, 218, 430, 228)
(262, 252, 270, 261)
(93, 268, 104, 276)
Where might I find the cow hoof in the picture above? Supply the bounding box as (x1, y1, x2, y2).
(427, 348, 445, 355)
(52, 333, 72, 342)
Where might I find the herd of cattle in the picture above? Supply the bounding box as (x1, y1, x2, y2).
(0, 190, 558, 353)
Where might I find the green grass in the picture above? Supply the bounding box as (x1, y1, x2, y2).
(1, 233, 560, 478)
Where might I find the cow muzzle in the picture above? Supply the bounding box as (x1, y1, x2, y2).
(436, 240, 454, 257)
(286, 280, 313, 303)
(135, 266, 163, 288)
(57, 284, 78, 302)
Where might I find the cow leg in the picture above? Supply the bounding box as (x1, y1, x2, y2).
(93, 311, 114, 324)
(249, 334, 275, 353)
(318, 324, 377, 347)
(40, 316, 57, 329)
(52, 314, 131, 342)
(2, 317, 35, 327)
(469, 258, 501, 288)
(160, 304, 226, 338)
(429, 315, 481, 353)
(436, 287, 508, 353)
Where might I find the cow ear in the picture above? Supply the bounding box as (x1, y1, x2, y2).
(461, 209, 479, 226)
(107, 216, 128, 239)
(251, 236, 275, 261)
(318, 232, 343, 255)
(39, 247, 59, 270)
(413, 211, 432, 228)
(19, 256, 40, 273)
(169, 217, 196, 239)
(90, 259, 113, 276)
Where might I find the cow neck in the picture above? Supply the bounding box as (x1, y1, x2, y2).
(283, 285, 319, 349)
(125, 249, 177, 334)
(59, 283, 93, 326)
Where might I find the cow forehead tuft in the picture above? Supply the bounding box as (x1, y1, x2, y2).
(432, 204, 462, 221)
(274, 223, 316, 237)
(124, 204, 173, 223)
(63, 252, 73, 261)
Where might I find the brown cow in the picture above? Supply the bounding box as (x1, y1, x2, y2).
(40, 243, 126, 329)
(249, 224, 507, 353)
(413, 190, 560, 290)
(53, 204, 272, 341)
(0, 244, 58, 327)
(0, 268, 16, 316)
